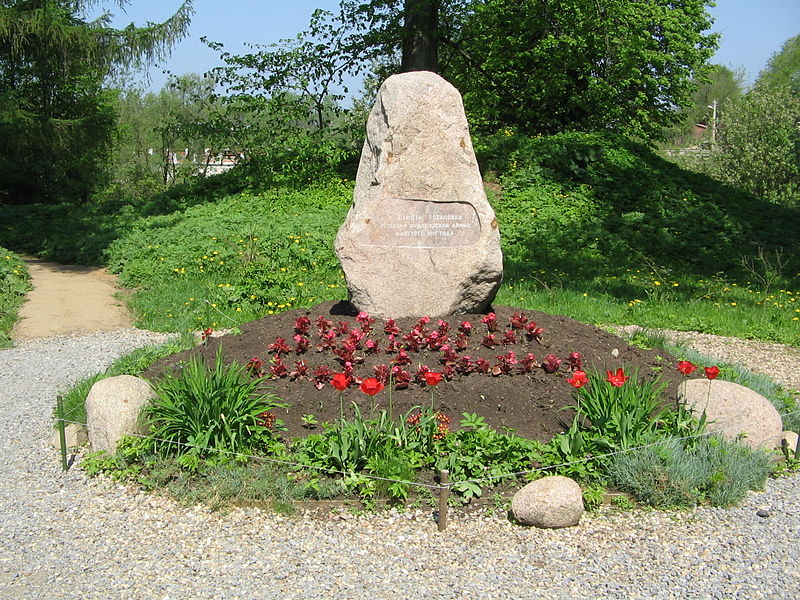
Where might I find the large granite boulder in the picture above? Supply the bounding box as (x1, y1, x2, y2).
(678, 379, 783, 450)
(511, 475, 584, 528)
(335, 71, 503, 318)
(85, 375, 155, 453)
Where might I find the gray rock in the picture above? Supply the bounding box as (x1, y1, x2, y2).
(50, 423, 88, 449)
(85, 375, 155, 453)
(335, 71, 503, 318)
(511, 475, 584, 528)
(678, 379, 783, 450)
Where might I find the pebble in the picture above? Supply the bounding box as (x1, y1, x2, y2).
(1, 329, 799, 599)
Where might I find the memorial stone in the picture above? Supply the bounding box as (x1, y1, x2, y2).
(335, 71, 503, 318)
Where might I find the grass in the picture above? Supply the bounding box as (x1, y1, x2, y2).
(1, 132, 798, 347)
(0, 248, 31, 347)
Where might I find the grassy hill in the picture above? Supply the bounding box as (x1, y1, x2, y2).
(1, 132, 798, 345)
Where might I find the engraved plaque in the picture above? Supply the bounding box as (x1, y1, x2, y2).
(359, 198, 480, 248)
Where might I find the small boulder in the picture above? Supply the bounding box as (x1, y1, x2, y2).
(511, 475, 584, 528)
(50, 423, 88, 450)
(678, 379, 783, 450)
(85, 375, 155, 454)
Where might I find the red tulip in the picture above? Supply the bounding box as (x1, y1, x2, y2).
(568, 370, 589, 388)
(605, 368, 629, 387)
(330, 372, 350, 391)
(704, 366, 720, 380)
(424, 371, 443, 387)
(359, 377, 384, 396)
(677, 361, 697, 375)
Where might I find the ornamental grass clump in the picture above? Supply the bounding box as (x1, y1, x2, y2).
(145, 347, 287, 461)
(609, 436, 772, 508)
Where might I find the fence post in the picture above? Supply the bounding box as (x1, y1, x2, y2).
(437, 469, 450, 532)
(57, 395, 68, 472)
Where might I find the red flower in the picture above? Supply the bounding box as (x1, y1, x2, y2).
(458, 321, 473, 335)
(605, 368, 629, 387)
(384, 318, 401, 336)
(201, 327, 213, 342)
(245, 357, 264, 377)
(424, 371, 443, 387)
(704, 366, 720, 380)
(482, 334, 501, 348)
(542, 353, 562, 373)
(359, 377, 384, 396)
(568, 352, 583, 371)
(293, 316, 311, 335)
(677, 361, 697, 375)
(568, 370, 589, 388)
(257, 410, 276, 429)
(481, 312, 499, 332)
(330, 372, 350, 391)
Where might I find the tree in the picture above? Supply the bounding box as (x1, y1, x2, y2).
(710, 86, 800, 206)
(400, 0, 439, 72)
(663, 64, 745, 145)
(0, 0, 193, 205)
(276, 0, 716, 141)
(756, 34, 800, 94)
(445, 0, 718, 140)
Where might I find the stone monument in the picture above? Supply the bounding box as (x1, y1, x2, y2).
(335, 71, 503, 318)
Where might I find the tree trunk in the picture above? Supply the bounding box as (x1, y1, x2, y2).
(400, 0, 439, 73)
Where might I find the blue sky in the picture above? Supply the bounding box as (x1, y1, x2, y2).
(111, 0, 800, 93)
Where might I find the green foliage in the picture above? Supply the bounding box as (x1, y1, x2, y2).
(569, 369, 666, 452)
(0, 248, 30, 347)
(448, 0, 717, 140)
(494, 131, 800, 278)
(609, 436, 772, 508)
(708, 86, 799, 206)
(103, 184, 350, 331)
(756, 34, 800, 95)
(663, 64, 744, 146)
(435, 418, 546, 500)
(146, 348, 288, 460)
(0, 0, 193, 205)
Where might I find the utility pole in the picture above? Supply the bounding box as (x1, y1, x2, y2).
(707, 100, 718, 144)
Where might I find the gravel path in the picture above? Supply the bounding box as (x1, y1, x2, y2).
(1, 329, 799, 599)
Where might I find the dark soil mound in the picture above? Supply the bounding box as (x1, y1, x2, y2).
(144, 301, 684, 443)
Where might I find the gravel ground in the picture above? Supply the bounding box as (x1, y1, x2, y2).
(1, 329, 799, 599)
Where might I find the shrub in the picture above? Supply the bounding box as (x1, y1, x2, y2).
(0, 248, 31, 347)
(145, 348, 287, 460)
(609, 436, 772, 508)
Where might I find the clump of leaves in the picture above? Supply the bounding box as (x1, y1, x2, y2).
(145, 347, 287, 462)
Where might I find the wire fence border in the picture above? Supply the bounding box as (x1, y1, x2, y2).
(56, 406, 800, 492)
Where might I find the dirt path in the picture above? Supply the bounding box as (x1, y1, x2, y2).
(11, 257, 133, 340)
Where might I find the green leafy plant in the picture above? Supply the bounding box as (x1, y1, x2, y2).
(0, 248, 31, 347)
(609, 436, 772, 508)
(145, 347, 287, 460)
(568, 368, 666, 452)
